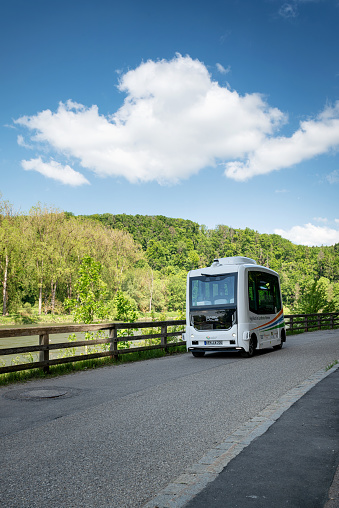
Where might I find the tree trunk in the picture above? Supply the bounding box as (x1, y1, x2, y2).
(51, 280, 57, 313)
(38, 258, 43, 315)
(2, 253, 8, 316)
(149, 269, 153, 313)
(67, 274, 72, 299)
(38, 283, 42, 315)
(44, 292, 48, 314)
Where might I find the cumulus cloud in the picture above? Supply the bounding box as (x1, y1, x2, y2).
(224, 102, 339, 181)
(14, 54, 339, 186)
(22, 157, 90, 186)
(275, 223, 339, 246)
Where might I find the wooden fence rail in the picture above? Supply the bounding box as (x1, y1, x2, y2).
(0, 320, 186, 375)
(284, 312, 339, 334)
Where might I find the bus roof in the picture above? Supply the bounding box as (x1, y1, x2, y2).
(188, 256, 279, 278)
(211, 257, 256, 267)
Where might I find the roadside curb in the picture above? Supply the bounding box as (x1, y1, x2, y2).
(143, 361, 339, 508)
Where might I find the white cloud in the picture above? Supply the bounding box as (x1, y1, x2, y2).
(275, 223, 339, 246)
(14, 54, 339, 186)
(21, 157, 90, 186)
(14, 55, 286, 185)
(17, 135, 33, 149)
(224, 101, 339, 181)
(216, 63, 230, 74)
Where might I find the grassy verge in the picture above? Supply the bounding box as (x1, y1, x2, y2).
(0, 310, 183, 327)
(0, 314, 75, 327)
(325, 359, 339, 371)
(0, 344, 187, 386)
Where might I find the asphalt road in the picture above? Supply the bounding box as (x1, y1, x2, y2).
(184, 369, 339, 508)
(1, 329, 338, 507)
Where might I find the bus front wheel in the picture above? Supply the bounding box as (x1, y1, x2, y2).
(273, 337, 283, 350)
(240, 337, 255, 358)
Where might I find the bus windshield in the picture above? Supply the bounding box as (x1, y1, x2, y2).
(190, 273, 237, 308)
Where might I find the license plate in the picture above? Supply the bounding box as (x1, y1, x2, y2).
(204, 340, 223, 345)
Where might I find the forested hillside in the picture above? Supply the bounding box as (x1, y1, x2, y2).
(1, 195, 339, 322)
(85, 213, 339, 312)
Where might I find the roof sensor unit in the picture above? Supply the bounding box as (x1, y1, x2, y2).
(211, 256, 256, 267)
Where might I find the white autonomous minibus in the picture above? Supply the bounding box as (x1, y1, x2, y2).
(184, 256, 286, 357)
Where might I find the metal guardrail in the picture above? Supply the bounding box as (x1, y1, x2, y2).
(0, 320, 186, 375)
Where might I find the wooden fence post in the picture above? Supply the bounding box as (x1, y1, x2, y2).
(304, 315, 308, 333)
(161, 324, 168, 353)
(39, 333, 49, 374)
(109, 325, 118, 361)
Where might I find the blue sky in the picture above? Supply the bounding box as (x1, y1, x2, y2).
(1, 0, 339, 246)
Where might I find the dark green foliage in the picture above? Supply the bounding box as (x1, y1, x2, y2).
(83, 213, 202, 270)
(82, 213, 339, 312)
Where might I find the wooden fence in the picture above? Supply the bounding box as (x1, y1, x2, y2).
(1, 312, 339, 375)
(0, 320, 186, 375)
(284, 312, 339, 334)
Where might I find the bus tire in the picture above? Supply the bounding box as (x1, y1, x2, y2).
(273, 334, 284, 350)
(192, 351, 205, 357)
(240, 336, 255, 358)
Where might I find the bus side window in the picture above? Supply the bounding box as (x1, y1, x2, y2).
(248, 271, 281, 314)
(258, 280, 275, 313)
(248, 272, 257, 312)
(272, 277, 282, 312)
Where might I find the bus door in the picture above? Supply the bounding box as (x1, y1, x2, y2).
(248, 270, 282, 348)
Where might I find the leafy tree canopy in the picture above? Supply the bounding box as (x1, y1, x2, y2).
(1, 198, 339, 320)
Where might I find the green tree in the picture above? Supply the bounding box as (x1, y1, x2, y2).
(66, 256, 108, 323)
(114, 290, 138, 322)
(295, 277, 333, 314)
(0, 197, 27, 315)
(167, 271, 186, 311)
(27, 204, 70, 315)
(331, 283, 339, 312)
